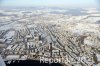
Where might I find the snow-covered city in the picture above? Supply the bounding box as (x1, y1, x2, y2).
(0, 7, 100, 66)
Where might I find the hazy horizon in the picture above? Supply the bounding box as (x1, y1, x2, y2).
(0, 0, 100, 8)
